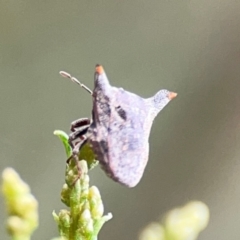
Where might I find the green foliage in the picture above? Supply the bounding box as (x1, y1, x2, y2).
(0, 129, 209, 240)
(1, 168, 38, 240)
(53, 130, 112, 240)
(139, 201, 209, 240)
(1, 129, 112, 240)
(54, 130, 98, 170)
(54, 130, 72, 158)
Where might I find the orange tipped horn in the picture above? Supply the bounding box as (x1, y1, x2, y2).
(95, 64, 104, 74)
(168, 92, 177, 100)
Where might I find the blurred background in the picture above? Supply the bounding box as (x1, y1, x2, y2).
(1, 1, 240, 239)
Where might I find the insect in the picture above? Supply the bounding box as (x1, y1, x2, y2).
(60, 65, 177, 187)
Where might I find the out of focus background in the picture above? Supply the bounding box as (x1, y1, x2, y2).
(1, 1, 240, 239)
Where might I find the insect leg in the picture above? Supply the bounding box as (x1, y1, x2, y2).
(67, 135, 88, 185)
(70, 118, 91, 132)
(68, 124, 90, 149)
(71, 135, 87, 158)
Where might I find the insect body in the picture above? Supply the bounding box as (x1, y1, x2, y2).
(60, 65, 177, 187)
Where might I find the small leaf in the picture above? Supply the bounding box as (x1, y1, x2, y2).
(79, 144, 98, 170)
(54, 130, 72, 158)
(54, 130, 98, 170)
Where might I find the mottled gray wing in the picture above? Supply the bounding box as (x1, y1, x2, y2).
(106, 88, 152, 187)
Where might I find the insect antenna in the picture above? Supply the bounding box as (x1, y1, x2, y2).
(59, 71, 93, 95)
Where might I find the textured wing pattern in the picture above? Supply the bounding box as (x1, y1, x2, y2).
(89, 81, 153, 187)
(88, 65, 175, 187)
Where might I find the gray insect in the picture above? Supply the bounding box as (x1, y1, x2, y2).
(60, 65, 177, 187)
